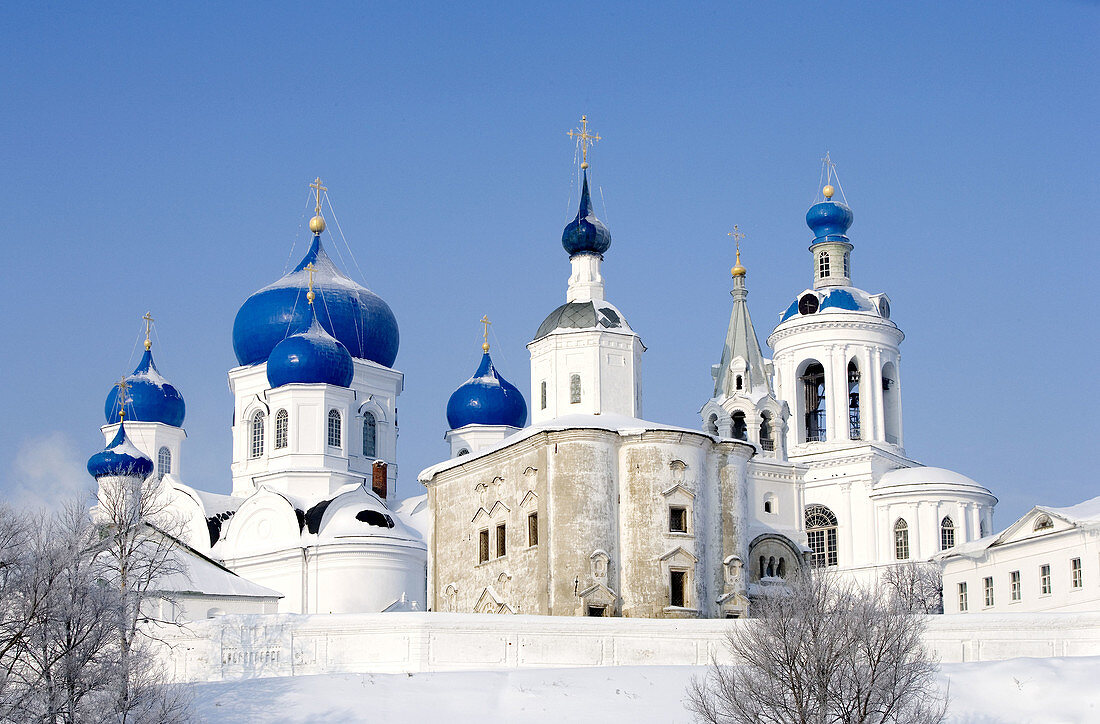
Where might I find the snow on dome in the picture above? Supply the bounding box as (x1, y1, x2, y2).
(779, 286, 878, 323)
(87, 423, 154, 479)
(316, 485, 424, 544)
(266, 310, 354, 389)
(446, 350, 528, 430)
(232, 234, 399, 368)
(877, 466, 988, 490)
(104, 349, 186, 427)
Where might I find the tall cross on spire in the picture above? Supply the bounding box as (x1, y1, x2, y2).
(567, 115, 601, 170)
(142, 311, 154, 351)
(480, 315, 492, 352)
(116, 377, 129, 421)
(310, 176, 327, 215)
(305, 262, 317, 305)
(728, 226, 747, 278)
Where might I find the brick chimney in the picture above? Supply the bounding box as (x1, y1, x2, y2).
(372, 460, 388, 499)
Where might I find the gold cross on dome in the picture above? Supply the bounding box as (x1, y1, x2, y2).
(310, 177, 327, 214)
(304, 262, 317, 305)
(142, 311, 154, 350)
(567, 115, 601, 169)
(729, 225, 745, 255)
(480, 315, 492, 348)
(116, 377, 129, 420)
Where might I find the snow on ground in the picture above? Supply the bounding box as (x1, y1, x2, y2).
(192, 656, 1100, 723)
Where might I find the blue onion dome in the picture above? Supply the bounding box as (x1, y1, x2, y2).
(104, 348, 186, 427)
(446, 348, 528, 429)
(232, 233, 399, 368)
(87, 423, 154, 479)
(562, 170, 612, 257)
(806, 194, 854, 244)
(267, 307, 355, 388)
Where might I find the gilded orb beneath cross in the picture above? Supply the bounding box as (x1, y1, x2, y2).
(310, 215, 326, 233)
(822, 184, 835, 199)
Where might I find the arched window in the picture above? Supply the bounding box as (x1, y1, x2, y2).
(940, 516, 956, 550)
(362, 412, 377, 457)
(801, 362, 826, 442)
(1034, 514, 1053, 532)
(570, 374, 581, 404)
(457, 448, 470, 456)
(274, 409, 288, 449)
(735, 374, 743, 391)
(818, 251, 831, 279)
(705, 413, 719, 436)
(882, 361, 900, 445)
(250, 411, 265, 459)
(327, 409, 341, 448)
(847, 360, 861, 440)
(157, 447, 171, 478)
(842, 252, 850, 278)
(776, 557, 786, 578)
(805, 505, 838, 568)
(894, 518, 910, 560)
(759, 411, 775, 452)
(732, 411, 747, 441)
(763, 493, 777, 515)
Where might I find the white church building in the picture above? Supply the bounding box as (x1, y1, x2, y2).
(86, 139, 1013, 620)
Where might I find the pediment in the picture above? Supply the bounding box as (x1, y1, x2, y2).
(473, 586, 512, 614)
(661, 483, 695, 500)
(470, 507, 490, 524)
(994, 507, 1076, 547)
(519, 490, 538, 508)
(488, 500, 511, 518)
(578, 582, 618, 603)
(659, 546, 698, 564)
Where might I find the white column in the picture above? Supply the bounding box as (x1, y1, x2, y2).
(859, 347, 877, 441)
(870, 347, 884, 443)
(893, 354, 905, 449)
(831, 346, 848, 442)
(840, 483, 855, 566)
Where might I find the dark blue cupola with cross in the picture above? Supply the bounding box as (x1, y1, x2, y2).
(104, 314, 185, 427)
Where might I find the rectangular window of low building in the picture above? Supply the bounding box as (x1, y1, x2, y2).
(1072, 557, 1083, 588)
(527, 512, 538, 547)
(1011, 570, 1021, 601)
(570, 374, 581, 404)
(669, 506, 688, 533)
(496, 523, 506, 558)
(958, 582, 968, 612)
(585, 604, 606, 617)
(478, 529, 489, 564)
(670, 570, 687, 608)
(983, 576, 994, 607)
(1040, 564, 1052, 595)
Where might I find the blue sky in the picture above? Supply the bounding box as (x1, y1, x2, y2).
(1, 2, 1096, 524)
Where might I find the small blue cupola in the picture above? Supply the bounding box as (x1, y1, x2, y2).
(446, 343, 528, 430)
(267, 305, 355, 389)
(87, 423, 154, 480)
(806, 187, 854, 245)
(562, 170, 612, 258)
(104, 345, 186, 428)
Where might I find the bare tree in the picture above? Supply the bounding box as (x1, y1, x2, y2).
(880, 563, 943, 614)
(688, 572, 948, 724)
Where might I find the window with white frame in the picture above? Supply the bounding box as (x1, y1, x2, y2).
(894, 518, 910, 560)
(805, 505, 838, 567)
(670, 569, 688, 608)
(1072, 557, 1083, 588)
(569, 374, 581, 404)
(818, 251, 830, 278)
(274, 409, 288, 449)
(1040, 564, 1052, 595)
(362, 412, 377, 457)
(1011, 570, 1021, 601)
(669, 506, 688, 533)
(157, 447, 171, 478)
(958, 582, 968, 612)
(327, 409, 342, 448)
(495, 523, 506, 558)
(250, 411, 265, 459)
(983, 577, 994, 607)
(843, 251, 850, 278)
(940, 516, 955, 550)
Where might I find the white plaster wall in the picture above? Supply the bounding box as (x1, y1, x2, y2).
(528, 329, 643, 424)
(152, 611, 1100, 682)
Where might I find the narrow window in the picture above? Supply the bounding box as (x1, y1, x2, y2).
(847, 360, 860, 440)
(732, 411, 747, 441)
(705, 413, 719, 436)
(805, 505, 839, 567)
(250, 411, 265, 459)
(327, 409, 342, 448)
(818, 251, 830, 278)
(274, 409, 288, 450)
(735, 375, 743, 391)
(801, 363, 826, 442)
(759, 412, 775, 451)
(495, 523, 506, 557)
(843, 252, 850, 278)
(670, 570, 687, 608)
(478, 529, 489, 564)
(940, 516, 956, 550)
(777, 557, 786, 578)
(1040, 564, 1052, 595)
(527, 512, 538, 546)
(894, 518, 910, 560)
(157, 446, 171, 478)
(669, 506, 688, 533)
(958, 582, 968, 612)
(362, 412, 377, 457)
(1072, 558, 1083, 588)
(540, 381, 547, 410)
(1011, 571, 1021, 601)
(983, 577, 994, 607)
(569, 374, 581, 404)
(763, 500, 772, 514)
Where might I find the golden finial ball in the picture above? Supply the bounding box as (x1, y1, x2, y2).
(310, 215, 326, 233)
(580, 161, 589, 170)
(144, 339, 152, 351)
(822, 184, 835, 199)
(307, 290, 316, 304)
(482, 342, 490, 353)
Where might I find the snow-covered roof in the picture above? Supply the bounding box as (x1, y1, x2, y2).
(938, 494, 1100, 561)
(419, 412, 717, 481)
(876, 466, 991, 493)
(155, 536, 282, 599)
(1040, 495, 1100, 525)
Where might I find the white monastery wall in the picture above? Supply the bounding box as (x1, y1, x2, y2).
(153, 611, 1100, 682)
